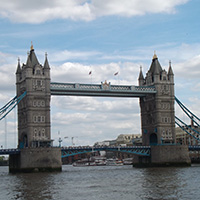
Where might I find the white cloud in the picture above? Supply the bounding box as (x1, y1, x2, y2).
(174, 54, 200, 79)
(90, 0, 188, 17)
(0, 51, 16, 94)
(50, 50, 101, 63)
(0, 0, 189, 23)
(51, 61, 141, 86)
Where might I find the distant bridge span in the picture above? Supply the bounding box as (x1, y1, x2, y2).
(61, 146, 151, 157)
(0, 146, 151, 157)
(1, 146, 200, 158)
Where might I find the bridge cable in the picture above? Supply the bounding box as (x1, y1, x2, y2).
(175, 96, 200, 141)
(175, 97, 200, 127)
(175, 116, 200, 141)
(0, 91, 27, 121)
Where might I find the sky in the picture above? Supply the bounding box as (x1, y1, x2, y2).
(0, 0, 200, 148)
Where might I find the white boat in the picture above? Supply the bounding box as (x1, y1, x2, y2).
(123, 158, 133, 165)
(106, 158, 123, 166)
(73, 157, 123, 167)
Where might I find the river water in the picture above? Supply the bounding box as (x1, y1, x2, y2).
(0, 164, 200, 200)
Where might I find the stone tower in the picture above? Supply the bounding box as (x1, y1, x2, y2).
(16, 44, 52, 148)
(138, 53, 175, 146)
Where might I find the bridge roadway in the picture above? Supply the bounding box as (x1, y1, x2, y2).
(0, 148, 20, 155)
(50, 82, 156, 97)
(1, 146, 200, 157)
(61, 146, 151, 157)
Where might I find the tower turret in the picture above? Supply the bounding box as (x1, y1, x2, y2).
(168, 60, 174, 83)
(44, 53, 50, 77)
(138, 66, 144, 86)
(16, 58, 21, 81)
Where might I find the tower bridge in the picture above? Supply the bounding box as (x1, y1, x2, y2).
(5, 45, 193, 172)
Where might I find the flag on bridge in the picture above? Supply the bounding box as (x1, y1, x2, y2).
(114, 72, 119, 76)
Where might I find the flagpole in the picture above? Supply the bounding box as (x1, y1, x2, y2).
(118, 73, 119, 85)
(114, 72, 119, 84)
(89, 70, 92, 84)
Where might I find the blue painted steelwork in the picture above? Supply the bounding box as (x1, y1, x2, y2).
(175, 116, 200, 141)
(188, 146, 200, 151)
(50, 82, 156, 97)
(1, 146, 200, 157)
(175, 97, 200, 127)
(0, 91, 26, 121)
(105, 146, 151, 156)
(0, 149, 20, 155)
(61, 146, 151, 158)
(175, 97, 200, 141)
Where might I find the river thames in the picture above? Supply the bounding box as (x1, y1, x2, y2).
(0, 164, 200, 200)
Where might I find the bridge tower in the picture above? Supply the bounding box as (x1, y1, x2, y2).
(16, 44, 51, 148)
(139, 53, 175, 146)
(9, 45, 62, 173)
(135, 53, 190, 167)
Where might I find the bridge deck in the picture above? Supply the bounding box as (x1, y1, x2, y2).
(61, 146, 151, 157)
(50, 82, 156, 97)
(0, 149, 20, 155)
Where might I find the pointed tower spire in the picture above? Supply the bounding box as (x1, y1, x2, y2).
(153, 50, 158, 60)
(139, 66, 144, 80)
(43, 52, 50, 77)
(16, 57, 21, 74)
(26, 54, 32, 68)
(26, 41, 39, 67)
(44, 52, 50, 69)
(138, 66, 144, 86)
(168, 60, 174, 75)
(149, 52, 162, 75)
(168, 60, 174, 82)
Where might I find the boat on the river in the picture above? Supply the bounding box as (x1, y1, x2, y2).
(106, 158, 123, 166)
(123, 158, 133, 165)
(73, 157, 124, 167)
(73, 157, 106, 167)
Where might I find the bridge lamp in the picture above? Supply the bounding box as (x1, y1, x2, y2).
(71, 136, 78, 146)
(58, 136, 68, 147)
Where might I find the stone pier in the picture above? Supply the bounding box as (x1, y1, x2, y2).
(9, 148, 62, 173)
(133, 145, 191, 167)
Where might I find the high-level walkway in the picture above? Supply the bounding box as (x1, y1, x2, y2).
(50, 82, 156, 97)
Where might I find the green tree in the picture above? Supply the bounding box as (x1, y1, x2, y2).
(0, 156, 5, 161)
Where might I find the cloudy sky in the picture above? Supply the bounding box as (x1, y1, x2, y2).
(0, 0, 200, 148)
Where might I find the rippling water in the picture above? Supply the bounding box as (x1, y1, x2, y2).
(0, 165, 200, 200)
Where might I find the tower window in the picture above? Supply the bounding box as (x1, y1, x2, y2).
(41, 101, 45, 107)
(41, 116, 45, 122)
(37, 80, 42, 86)
(36, 70, 41, 75)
